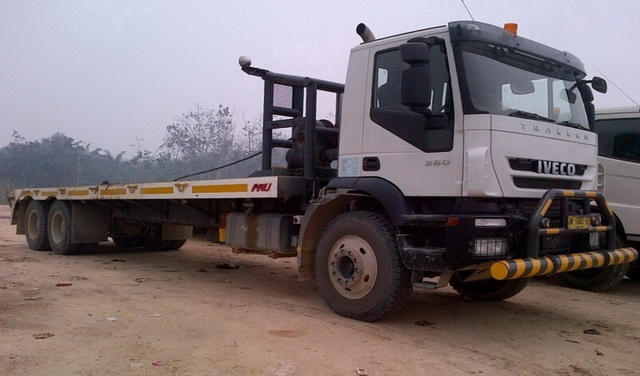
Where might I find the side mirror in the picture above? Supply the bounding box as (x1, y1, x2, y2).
(591, 76, 607, 94)
(425, 114, 448, 130)
(510, 80, 535, 95)
(400, 42, 430, 64)
(559, 88, 577, 104)
(400, 42, 431, 113)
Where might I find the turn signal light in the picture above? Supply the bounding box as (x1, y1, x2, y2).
(504, 23, 518, 35)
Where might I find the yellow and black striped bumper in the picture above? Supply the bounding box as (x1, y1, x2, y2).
(462, 248, 638, 282)
(490, 248, 638, 280)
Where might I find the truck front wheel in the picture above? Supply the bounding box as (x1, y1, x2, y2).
(315, 211, 412, 322)
(450, 276, 530, 301)
(25, 200, 51, 251)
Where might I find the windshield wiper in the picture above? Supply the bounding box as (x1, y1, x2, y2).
(557, 120, 588, 131)
(508, 110, 556, 124)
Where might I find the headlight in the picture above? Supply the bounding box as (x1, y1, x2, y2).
(472, 238, 508, 257)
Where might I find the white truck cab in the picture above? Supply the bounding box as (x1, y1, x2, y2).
(340, 21, 599, 199)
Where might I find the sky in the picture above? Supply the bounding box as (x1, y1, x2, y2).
(2, 0, 640, 156)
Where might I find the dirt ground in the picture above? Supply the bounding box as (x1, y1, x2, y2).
(1, 205, 639, 376)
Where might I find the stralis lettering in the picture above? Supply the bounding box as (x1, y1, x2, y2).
(536, 160, 576, 176)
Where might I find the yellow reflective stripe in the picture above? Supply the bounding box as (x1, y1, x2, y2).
(562, 190, 576, 197)
(544, 228, 560, 235)
(541, 258, 555, 275)
(556, 255, 571, 273)
(539, 199, 553, 216)
(511, 259, 528, 279)
(585, 191, 597, 198)
(625, 247, 639, 262)
(567, 254, 584, 272)
(140, 187, 174, 195)
(100, 188, 127, 195)
(592, 252, 606, 267)
(593, 226, 608, 232)
(40, 191, 58, 197)
(67, 189, 90, 196)
(490, 261, 510, 280)
(192, 184, 248, 193)
(526, 259, 543, 278)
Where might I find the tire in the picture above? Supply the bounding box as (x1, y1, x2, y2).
(555, 234, 628, 292)
(112, 236, 143, 248)
(314, 211, 412, 322)
(143, 237, 187, 251)
(24, 200, 51, 251)
(47, 201, 81, 255)
(555, 264, 629, 292)
(450, 276, 530, 301)
(626, 263, 640, 280)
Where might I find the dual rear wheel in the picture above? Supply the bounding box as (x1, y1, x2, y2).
(25, 200, 187, 255)
(25, 200, 81, 254)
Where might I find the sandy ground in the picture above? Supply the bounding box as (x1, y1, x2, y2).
(1, 205, 639, 376)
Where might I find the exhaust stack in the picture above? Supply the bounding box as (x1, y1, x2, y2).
(356, 23, 375, 43)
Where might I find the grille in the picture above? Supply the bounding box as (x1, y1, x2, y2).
(273, 83, 294, 108)
(513, 177, 582, 190)
(509, 158, 586, 176)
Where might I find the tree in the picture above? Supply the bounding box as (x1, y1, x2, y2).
(160, 104, 234, 164)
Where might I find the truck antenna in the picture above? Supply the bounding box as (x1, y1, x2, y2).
(595, 68, 640, 110)
(460, 0, 475, 21)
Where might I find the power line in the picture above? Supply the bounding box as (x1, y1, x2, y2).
(595, 68, 640, 110)
(460, 0, 475, 21)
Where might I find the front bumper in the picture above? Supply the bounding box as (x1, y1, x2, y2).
(399, 189, 637, 281)
(462, 247, 638, 282)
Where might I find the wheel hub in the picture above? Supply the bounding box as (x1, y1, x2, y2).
(327, 235, 377, 300)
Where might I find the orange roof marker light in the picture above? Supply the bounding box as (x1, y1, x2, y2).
(504, 23, 518, 35)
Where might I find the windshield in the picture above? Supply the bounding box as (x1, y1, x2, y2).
(457, 42, 590, 130)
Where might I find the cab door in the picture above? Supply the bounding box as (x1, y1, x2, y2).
(358, 36, 463, 197)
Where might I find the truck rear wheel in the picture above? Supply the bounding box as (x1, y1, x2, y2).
(47, 201, 81, 255)
(314, 211, 412, 322)
(25, 200, 51, 251)
(450, 276, 530, 301)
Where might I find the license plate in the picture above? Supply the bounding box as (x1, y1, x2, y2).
(567, 215, 590, 230)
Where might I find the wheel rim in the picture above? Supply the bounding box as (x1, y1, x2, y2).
(50, 211, 65, 245)
(27, 210, 40, 240)
(327, 235, 378, 300)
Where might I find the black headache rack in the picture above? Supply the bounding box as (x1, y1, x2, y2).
(464, 189, 638, 282)
(241, 62, 344, 188)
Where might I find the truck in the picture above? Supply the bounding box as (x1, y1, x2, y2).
(593, 106, 640, 281)
(8, 21, 638, 321)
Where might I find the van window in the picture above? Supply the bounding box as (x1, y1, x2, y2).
(595, 118, 640, 162)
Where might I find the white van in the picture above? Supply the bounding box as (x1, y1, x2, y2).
(596, 106, 640, 280)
